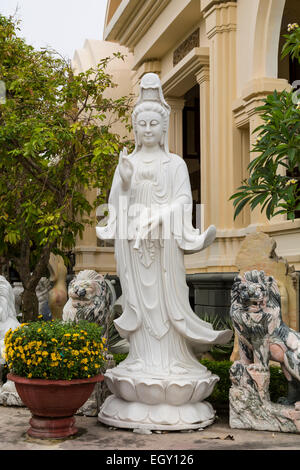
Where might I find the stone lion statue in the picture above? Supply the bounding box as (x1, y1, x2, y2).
(230, 269, 300, 404)
(62, 270, 115, 338)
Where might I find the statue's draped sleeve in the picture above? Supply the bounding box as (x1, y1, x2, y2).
(96, 165, 121, 241)
(97, 161, 143, 339)
(171, 157, 216, 254)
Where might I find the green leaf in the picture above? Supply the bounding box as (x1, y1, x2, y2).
(233, 196, 253, 219)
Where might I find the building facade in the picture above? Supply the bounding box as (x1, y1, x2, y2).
(73, 0, 300, 320)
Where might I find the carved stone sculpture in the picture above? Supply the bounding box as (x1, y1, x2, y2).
(48, 253, 68, 319)
(35, 277, 52, 321)
(96, 73, 232, 431)
(12, 277, 52, 321)
(62, 270, 116, 416)
(0, 275, 23, 406)
(0, 275, 20, 356)
(229, 269, 300, 432)
(12, 282, 24, 317)
(62, 270, 114, 338)
(230, 232, 299, 362)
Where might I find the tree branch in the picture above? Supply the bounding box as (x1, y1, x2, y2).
(19, 154, 59, 195)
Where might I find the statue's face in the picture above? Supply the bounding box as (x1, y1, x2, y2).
(136, 110, 163, 148)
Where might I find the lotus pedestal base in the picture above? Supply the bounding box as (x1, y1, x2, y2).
(98, 368, 219, 431)
(99, 395, 215, 430)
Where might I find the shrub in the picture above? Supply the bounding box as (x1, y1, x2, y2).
(4, 319, 107, 380)
(199, 314, 234, 361)
(113, 353, 127, 365)
(200, 359, 232, 405)
(201, 360, 288, 406)
(269, 365, 288, 403)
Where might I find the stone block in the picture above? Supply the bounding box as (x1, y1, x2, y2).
(229, 362, 299, 433)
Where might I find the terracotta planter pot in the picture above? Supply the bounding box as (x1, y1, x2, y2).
(7, 372, 104, 439)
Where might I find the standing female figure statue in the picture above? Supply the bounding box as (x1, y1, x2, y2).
(97, 73, 232, 430)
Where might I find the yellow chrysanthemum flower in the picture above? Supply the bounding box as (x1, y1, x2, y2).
(50, 362, 59, 367)
(286, 179, 298, 186)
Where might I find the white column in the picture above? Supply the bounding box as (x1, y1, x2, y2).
(196, 65, 211, 228)
(203, 1, 238, 230)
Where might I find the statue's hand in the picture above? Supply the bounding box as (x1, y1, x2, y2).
(119, 148, 133, 190)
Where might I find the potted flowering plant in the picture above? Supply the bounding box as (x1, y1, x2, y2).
(3, 318, 107, 439)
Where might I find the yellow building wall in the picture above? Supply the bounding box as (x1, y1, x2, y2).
(74, 0, 300, 276)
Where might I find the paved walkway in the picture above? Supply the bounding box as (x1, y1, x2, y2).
(1, 405, 300, 452)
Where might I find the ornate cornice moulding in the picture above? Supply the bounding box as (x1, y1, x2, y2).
(232, 77, 291, 128)
(201, 0, 237, 14)
(202, 1, 237, 40)
(162, 47, 209, 97)
(104, 0, 171, 49)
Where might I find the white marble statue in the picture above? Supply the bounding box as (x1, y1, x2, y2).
(12, 282, 24, 317)
(0, 275, 23, 406)
(0, 275, 20, 357)
(96, 73, 232, 431)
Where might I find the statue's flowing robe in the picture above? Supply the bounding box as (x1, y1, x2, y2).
(97, 153, 231, 374)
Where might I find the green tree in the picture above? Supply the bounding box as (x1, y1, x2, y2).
(0, 15, 133, 321)
(230, 23, 300, 221)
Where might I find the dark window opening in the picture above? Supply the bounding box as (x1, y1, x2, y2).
(182, 84, 200, 227)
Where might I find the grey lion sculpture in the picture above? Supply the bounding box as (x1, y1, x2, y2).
(62, 270, 115, 339)
(230, 269, 300, 404)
